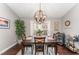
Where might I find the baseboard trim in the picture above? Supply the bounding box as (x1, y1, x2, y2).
(0, 42, 17, 54)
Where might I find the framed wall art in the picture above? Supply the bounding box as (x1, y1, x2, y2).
(64, 20, 71, 29)
(54, 21, 59, 32)
(0, 17, 9, 29)
(65, 20, 70, 26)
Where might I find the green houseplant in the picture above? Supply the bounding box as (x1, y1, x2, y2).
(15, 19, 25, 41)
(36, 29, 43, 36)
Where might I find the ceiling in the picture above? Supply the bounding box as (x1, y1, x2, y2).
(6, 3, 76, 18)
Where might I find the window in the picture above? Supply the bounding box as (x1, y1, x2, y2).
(30, 20, 50, 36)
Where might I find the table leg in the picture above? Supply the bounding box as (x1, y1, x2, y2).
(54, 45, 57, 55)
(21, 46, 25, 55)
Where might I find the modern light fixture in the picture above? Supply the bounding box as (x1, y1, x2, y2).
(34, 3, 46, 24)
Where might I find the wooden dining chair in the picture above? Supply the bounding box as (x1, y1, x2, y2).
(21, 33, 33, 55)
(34, 37, 45, 55)
(47, 36, 57, 55)
(47, 42, 57, 55)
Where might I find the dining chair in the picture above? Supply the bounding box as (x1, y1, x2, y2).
(47, 42, 57, 55)
(47, 36, 57, 55)
(21, 33, 33, 55)
(34, 37, 45, 55)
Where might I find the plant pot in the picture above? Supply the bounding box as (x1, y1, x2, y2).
(39, 33, 41, 36)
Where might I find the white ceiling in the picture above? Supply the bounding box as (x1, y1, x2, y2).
(6, 3, 76, 18)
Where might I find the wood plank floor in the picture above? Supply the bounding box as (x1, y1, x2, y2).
(1, 44, 21, 55)
(1, 44, 78, 55)
(57, 45, 78, 55)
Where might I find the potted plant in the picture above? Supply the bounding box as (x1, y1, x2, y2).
(15, 19, 25, 44)
(36, 29, 43, 36)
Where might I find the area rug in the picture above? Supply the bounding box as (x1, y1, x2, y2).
(17, 47, 58, 55)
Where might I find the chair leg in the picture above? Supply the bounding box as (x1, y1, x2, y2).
(43, 50, 44, 55)
(43, 47, 44, 55)
(35, 45, 36, 55)
(47, 47, 48, 54)
(31, 47, 33, 54)
(35, 51, 36, 55)
(35, 49, 36, 55)
(22, 46, 25, 55)
(54, 46, 57, 55)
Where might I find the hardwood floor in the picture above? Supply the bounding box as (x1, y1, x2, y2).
(57, 45, 78, 55)
(1, 44, 78, 55)
(1, 44, 21, 55)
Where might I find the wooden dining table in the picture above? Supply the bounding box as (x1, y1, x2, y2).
(21, 36, 59, 55)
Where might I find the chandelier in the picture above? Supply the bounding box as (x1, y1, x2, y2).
(34, 3, 46, 24)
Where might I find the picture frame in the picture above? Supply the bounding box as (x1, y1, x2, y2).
(54, 21, 59, 31)
(65, 20, 70, 26)
(64, 20, 71, 29)
(0, 17, 9, 29)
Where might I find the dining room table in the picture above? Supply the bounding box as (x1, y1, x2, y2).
(21, 36, 59, 55)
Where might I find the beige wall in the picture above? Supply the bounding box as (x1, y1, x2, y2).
(21, 17, 62, 36)
(62, 4, 79, 36)
(0, 4, 18, 54)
